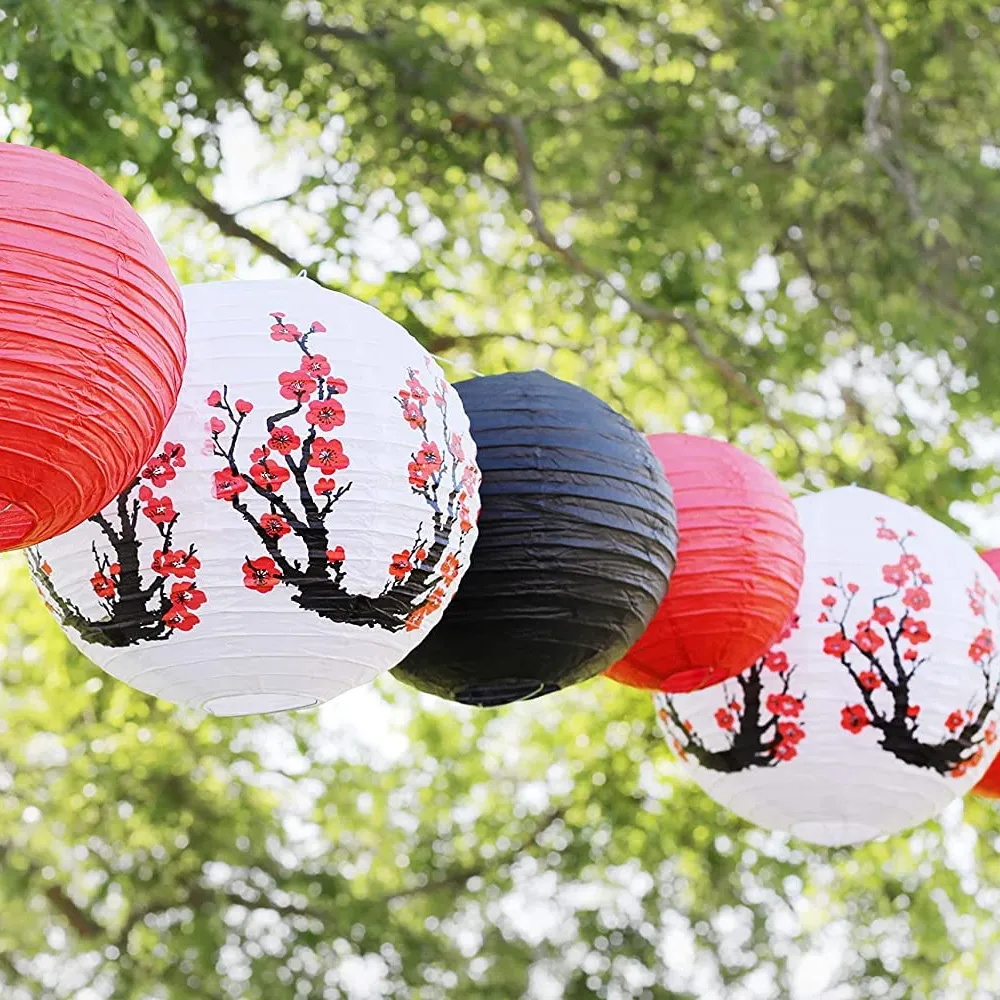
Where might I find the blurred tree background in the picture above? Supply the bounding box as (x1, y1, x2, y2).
(3, 0, 1000, 996)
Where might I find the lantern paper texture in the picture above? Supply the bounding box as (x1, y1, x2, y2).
(972, 548, 1000, 800)
(653, 486, 1000, 846)
(0, 143, 186, 550)
(29, 278, 480, 716)
(606, 433, 804, 693)
(392, 370, 678, 707)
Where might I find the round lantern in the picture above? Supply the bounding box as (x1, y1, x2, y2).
(391, 370, 678, 707)
(0, 143, 186, 551)
(28, 278, 480, 716)
(652, 486, 1000, 846)
(606, 434, 804, 693)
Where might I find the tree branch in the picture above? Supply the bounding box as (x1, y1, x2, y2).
(542, 7, 624, 80)
(499, 114, 799, 448)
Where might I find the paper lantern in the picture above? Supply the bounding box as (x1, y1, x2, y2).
(391, 370, 678, 707)
(28, 278, 480, 716)
(0, 143, 185, 551)
(606, 434, 803, 693)
(652, 486, 1000, 846)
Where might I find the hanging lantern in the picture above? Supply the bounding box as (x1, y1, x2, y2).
(972, 548, 1000, 799)
(28, 278, 480, 716)
(652, 486, 1000, 846)
(0, 143, 186, 551)
(606, 434, 804, 693)
(391, 370, 678, 707)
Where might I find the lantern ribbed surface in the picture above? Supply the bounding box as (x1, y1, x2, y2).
(606, 434, 804, 693)
(972, 548, 1000, 800)
(0, 143, 186, 550)
(653, 487, 1000, 846)
(391, 370, 678, 707)
(29, 278, 480, 716)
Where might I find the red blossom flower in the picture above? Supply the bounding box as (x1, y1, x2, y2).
(299, 354, 331, 378)
(433, 392, 446, 408)
(213, 470, 248, 501)
(945, 710, 965, 733)
(152, 549, 200, 579)
(406, 376, 429, 404)
(326, 546, 346, 563)
(903, 648, 919, 662)
(142, 495, 176, 525)
(899, 553, 921, 572)
(260, 513, 290, 539)
(243, 556, 282, 593)
(235, 399, 253, 415)
(449, 432, 465, 462)
(970, 628, 995, 663)
(326, 376, 347, 394)
(902, 586, 931, 611)
(858, 670, 881, 691)
(841, 704, 869, 734)
(310, 320, 326, 333)
(309, 437, 350, 474)
(951, 762, 969, 779)
(901, 618, 931, 644)
(822, 576, 837, 586)
(460, 465, 478, 494)
(854, 622, 885, 654)
(424, 588, 447, 614)
(919, 573, 932, 585)
(164, 442, 185, 468)
(209, 416, 225, 434)
(766, 693, 804, 718)
(268, 425, 301, 455)
(882, 562, 907, 587)
(772, 741, 798, 762)
(250, 446, 270, 462)
(459, 502, 474, 534)
(872, 605, 895, 626)
(970, 747, 985, 768)
(109, 563, 120, 575)
(162, 605, 199, 631)
(314, 478, 338, 496)
(823, 633, 852, 657)
(249, 458, 291, 492)
(170, 581, 207, 610)
(763, 650, 789, 673)
(401, 402, 425, 429)
(907, 705, 921, 718)
(270, 320, 300, 342)
(278, 370, 318, 400)
(90, 571, 116, 600)
(389, 550, 414, 580)
(141, 452, 177, 488)
(876, 525, 898, 541)
(970, 596, 986, 617)
(818, 613, 829, 623)
(207, 390, 223, 407)
(138, 485, 153, 501)
(729, 700, 742, 712)
(305, 399, 346, 430)
(440, 553, 461, 585)
(986, 722, 998, 745)
(408, 460, 432, 489)
(715, 708, 735, 731)
(821, 594, 837, 608)
(846, 582, 859, 594)
(777, 721, 805, 743)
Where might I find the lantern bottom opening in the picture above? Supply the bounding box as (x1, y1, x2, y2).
(202, 692, 321, 717)
(0, 497, 36, 551)
(455, 679, 560, 708)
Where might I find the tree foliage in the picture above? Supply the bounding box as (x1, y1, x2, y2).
(3, 1, 1000, 996)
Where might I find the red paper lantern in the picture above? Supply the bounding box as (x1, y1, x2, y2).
(605, 433, 804, 693)
(972, 548, 1000, 799)
(0, 143, 185, 550)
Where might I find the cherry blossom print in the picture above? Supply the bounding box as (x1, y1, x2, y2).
(655, 617, 809, 773)
(29, 437, 208, 647)
(235, 399, 254, 415)
(243, 556, 282, 594)
(162, 605, 200, 632)
(305, 399, 345, 431)
(201, 318, 476, 633)
(841, 705, 869, 734)
(170, 581, 207, 611)
(207, 389, 223, 407)
(822, 518, 1000, 777)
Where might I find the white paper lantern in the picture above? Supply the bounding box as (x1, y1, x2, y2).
(28, 278, 481, 716)
(652, 486, 1000, 846)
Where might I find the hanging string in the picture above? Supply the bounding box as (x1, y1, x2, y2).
(430, 353, 486, 378)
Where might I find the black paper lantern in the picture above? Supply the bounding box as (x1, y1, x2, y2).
(392, 370, 678, 707)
